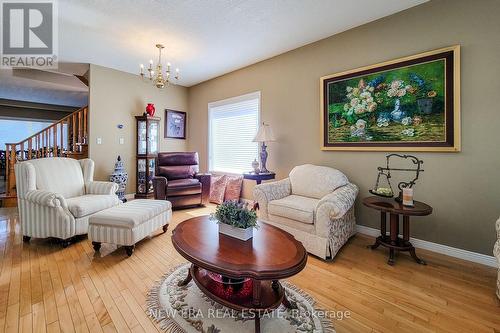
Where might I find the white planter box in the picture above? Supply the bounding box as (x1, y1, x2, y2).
(218, 223, 253, 241)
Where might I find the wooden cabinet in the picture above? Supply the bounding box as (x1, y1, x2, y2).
(135, 115, 160, 198)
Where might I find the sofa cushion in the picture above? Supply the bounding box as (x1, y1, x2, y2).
(28, 157, 85, 198)
(167, 179, 202, 196)
(268, 195, 319, 224)
(89, 199, 172, 228)
(66, 195, 121, 218)
(224, 175, 243, 202)
(209, 175, 227, 204)
(289, 164, 349, 199)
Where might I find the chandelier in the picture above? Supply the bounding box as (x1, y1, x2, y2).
(140, 44, 179, 88)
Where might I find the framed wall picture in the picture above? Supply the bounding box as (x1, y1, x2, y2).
(320, 45, 460, 151)
(165, 110, 186, 139)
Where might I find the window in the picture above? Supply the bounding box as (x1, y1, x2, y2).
(0, 119, 54, 148)
(208, 92, 260, 174)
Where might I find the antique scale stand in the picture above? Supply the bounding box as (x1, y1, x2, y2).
(364, 154, 433, 265)
(369, 153, 424, 203)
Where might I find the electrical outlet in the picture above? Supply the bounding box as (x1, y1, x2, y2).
(119, 138, 124, 145)
(97, 137, 102, 145)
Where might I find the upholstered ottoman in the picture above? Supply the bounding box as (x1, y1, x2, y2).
(89, 199, 172, 256)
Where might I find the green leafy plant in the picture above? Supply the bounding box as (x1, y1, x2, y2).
(211, 201, 258, 229)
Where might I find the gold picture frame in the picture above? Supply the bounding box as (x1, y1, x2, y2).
(320, 45, 460, 152)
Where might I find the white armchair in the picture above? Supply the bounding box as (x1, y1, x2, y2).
(253, 164, 358, 260)
(15, 157, 121, 247)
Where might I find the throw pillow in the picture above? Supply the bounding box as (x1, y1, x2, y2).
(224, 175, 243, 202)
(209, 175, 227, 204)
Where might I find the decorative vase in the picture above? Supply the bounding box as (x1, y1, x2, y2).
(218, 223, 253, 241)
(417, 98, 433, 114)
(390, 98, 406, 122)
(251, 158, 260, 173)
(109, 155, 128, 202)
(145, 103, 156, 117)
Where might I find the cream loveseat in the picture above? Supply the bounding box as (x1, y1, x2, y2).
(253, 164, 358, 260)
(494, 218, 500, 299)
(15, 157, 121, 247)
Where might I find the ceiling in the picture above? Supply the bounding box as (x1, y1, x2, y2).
(58, 0, 427, 87)
(0, 64, 89, 107)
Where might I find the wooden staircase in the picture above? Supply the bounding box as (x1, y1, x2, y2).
(1, 106, 88, 207)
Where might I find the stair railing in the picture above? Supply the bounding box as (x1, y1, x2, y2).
(4, 106, 88, 198)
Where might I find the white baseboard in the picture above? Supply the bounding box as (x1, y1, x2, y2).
(356, 225, 498, 268)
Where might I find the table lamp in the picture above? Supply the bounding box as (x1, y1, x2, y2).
(253, 123, 275, 173)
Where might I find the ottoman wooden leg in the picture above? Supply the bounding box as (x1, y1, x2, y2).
(23, 236, 31, 243)
(125, 245, 135, 257)
(92, 242, 101, 252)
(162, 224, 169, 233)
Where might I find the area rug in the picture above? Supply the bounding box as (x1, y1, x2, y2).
(147, 263, 335, 333)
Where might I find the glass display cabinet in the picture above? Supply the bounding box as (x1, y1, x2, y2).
(135, 115, 160, 198)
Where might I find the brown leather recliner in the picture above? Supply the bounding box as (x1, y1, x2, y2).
(152, 152, 211, 209)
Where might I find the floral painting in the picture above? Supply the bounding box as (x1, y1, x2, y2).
(321, 46, 460, 151)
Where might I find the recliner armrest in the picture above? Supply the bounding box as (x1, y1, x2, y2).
(153, 176, 168, 200)
(25, 190, 67, 209)
(195, 173, 211, 205)
(85, 181, 118, 195)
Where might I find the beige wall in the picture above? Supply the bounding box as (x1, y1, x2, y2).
(89, 64, 188, 194)
(188, 0, 500, 255)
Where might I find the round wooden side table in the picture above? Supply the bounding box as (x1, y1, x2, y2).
(243, 171, 276, 185)
(362, 196, 433, 266)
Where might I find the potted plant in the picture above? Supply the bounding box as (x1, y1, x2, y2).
(211, 201, 258, 241)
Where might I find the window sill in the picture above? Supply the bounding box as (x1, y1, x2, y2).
(209, 170, 244, 177)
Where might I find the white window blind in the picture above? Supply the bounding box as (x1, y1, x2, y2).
(208, 92, 260, 174)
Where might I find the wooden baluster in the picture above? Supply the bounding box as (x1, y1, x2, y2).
(53, 125, 57, 157)
(83, 107, 88, 143)
(28, 138, 32, 159)
(60, 122, 64, 155)
(78, 110, 82, 146)
(42, 132, 45, 157)
(72, 114, 76, 152)
(20, 142, 24, 160)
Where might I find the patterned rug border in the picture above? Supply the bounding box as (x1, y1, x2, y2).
(146, 262, 335, 333)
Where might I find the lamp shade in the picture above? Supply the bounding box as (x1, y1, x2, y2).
(253, 123, 275, 142)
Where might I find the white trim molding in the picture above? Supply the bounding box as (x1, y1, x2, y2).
(356, 225, 498, 268)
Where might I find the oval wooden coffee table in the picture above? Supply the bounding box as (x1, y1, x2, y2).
(171, 215, 307, 333)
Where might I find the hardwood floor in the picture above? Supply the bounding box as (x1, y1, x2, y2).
(0, 205, 498, 332)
